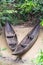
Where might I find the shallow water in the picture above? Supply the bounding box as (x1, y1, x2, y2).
(0, 26, 43, 65)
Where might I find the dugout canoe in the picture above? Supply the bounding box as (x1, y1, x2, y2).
(12, 21, 40, 62)
(4, 22, 18, 51)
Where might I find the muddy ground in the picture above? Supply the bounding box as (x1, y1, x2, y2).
(0, 26, 43, 65)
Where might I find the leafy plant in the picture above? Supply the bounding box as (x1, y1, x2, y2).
(0, 0, 43, 26)
(40, 19, 43, 26)
(19, 1, 34, 14)
(14, 0, 43, 22)
(0, 48, 7, 51)
(32, 50, 43, 65)
(0, 1, 22, 26)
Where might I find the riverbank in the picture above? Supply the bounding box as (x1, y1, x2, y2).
(0, 26, 43, 65)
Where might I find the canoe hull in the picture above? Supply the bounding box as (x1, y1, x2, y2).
(4, 22, 18, 51)
(13, 29, 39, 56)
(13, 22, 40, 56)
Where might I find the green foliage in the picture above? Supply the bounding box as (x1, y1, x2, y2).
(40, 19, 43, 26)
(0, 48, 7, 51)
(14, 0, 43, 21)
(0, 0, 43, 26)
(0, 1, 22, 26)
(0, 0, 14, 3)
(18, 1, 37, 14)
(33, 50, 43, 65)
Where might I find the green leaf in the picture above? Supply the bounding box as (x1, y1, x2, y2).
(40, 19, 43, 26)
(1, 48, 7, 51)
(3, 10, 14, 14)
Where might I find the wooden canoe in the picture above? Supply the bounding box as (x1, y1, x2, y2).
(4, 22, 18, 51)
(12, 21, 40, 58)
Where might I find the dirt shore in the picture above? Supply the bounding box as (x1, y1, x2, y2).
(0, 26, 43, 65)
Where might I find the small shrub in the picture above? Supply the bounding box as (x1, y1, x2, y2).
(32, 50, 43, 65)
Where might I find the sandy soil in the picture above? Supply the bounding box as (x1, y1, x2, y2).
(0, 26, 43, 65)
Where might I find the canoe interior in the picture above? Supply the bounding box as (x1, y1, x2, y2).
(5, 22, 18, 51)
(14, 23, 40, 55)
